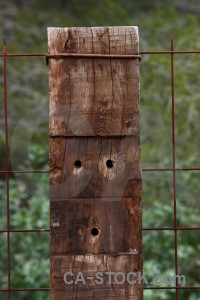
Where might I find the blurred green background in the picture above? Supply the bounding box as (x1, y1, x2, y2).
(0, 0, 200, 299)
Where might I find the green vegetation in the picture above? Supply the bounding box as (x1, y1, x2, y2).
(0, 0, 200, 299)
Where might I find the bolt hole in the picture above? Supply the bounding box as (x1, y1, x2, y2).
(91, 227, 99, 236)
(106, 159, 114, 168)
(74, 160, 82, 169)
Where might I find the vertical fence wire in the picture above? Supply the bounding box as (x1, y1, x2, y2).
(3, 38, 11, 300)
(171, 39, 179, 300)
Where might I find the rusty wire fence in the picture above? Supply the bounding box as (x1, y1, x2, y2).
(0, 38, 200, 300)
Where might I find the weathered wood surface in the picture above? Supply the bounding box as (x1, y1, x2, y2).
(51, 254, 143, 300)
(50, 197, 142, 255)
(48, 26, 140, 136)
(48, 26, 142, 300)
(49, 137, 141, 199)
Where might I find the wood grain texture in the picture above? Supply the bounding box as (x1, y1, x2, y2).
(48, 26, 142, 300)
(50, 197, 142, 255)
(51, 254, 143, 300)
(48, 26, 140, 136)
(49, 137, 141, 199)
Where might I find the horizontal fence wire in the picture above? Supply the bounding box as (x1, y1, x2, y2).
(1, 41, 200, 298)
(1, 167, 200, 174)
(2, 50, 200, 57)
(0, 227, 200, 233)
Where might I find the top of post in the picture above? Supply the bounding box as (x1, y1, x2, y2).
(47, 26, 139, 55)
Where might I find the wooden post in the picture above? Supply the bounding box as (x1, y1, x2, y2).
(48, 26, 142, 299)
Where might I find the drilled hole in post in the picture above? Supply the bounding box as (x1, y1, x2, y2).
(74, 160, 82, 169)
(91, 227, 99, 237)
(106, 159, 114, 168)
